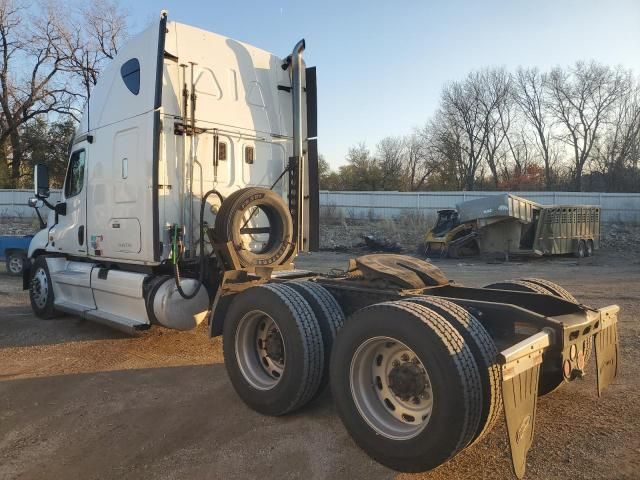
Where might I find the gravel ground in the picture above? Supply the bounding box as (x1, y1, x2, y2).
(0, 249, 639, 479)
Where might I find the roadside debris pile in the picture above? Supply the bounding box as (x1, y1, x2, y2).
(0, 218, 38, 236)
(320, 218, 427, 252)
(361, 234, 402, 252)
(600, 223, 640, 252)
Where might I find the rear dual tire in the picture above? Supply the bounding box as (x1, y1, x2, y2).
(223, 282, 344, 415)
(484, 278, 588, 396)
(330, 300, 483, 472)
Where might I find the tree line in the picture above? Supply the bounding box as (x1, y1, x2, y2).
(0, 2, 637, 194)
(321, 63, 640, 192)
(0, 0, 127, 188)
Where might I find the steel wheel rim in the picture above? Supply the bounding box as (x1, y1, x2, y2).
(235, 310, 285, 390)
(31, 267, 49, 309)
(350, 336, 433, 440)
(8, 256, 23, 273)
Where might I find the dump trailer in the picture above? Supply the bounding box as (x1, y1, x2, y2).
(24, 12, 619, 479)
(425, 193, 601, 258)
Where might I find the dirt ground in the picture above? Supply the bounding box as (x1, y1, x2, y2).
(1, 249, 639, 480)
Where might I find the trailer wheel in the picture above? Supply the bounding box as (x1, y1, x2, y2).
(6, 251, 26, 276)
(286, 281, 345, 396)
(406, 297, 501, 444)
(215, 187, 294, 267)
(330, 301, 482, 472)
(29, 256, 60, 319)
(223, 283, 324, 415)
(575, 240, 586, 258)
(585, 239, 594, 257)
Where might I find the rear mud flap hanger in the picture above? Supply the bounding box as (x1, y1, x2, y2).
(498, 306, 619, 478)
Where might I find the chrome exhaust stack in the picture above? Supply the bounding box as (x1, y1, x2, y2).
(289, 39, 308, 251)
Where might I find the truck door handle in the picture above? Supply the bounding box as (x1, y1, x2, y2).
(78, 225, 85, 246)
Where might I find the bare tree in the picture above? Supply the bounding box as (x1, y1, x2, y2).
(376, 136, 405, 190)
(0, 0, 75, 182)
(54, 0, 129, 116)
(0, 0, 128, 185)
(428, 112, 466, 189)
(403, 128, 440, 191)
(547, 62, 630, 190)
(477, 68, 512, 188)
(513, 67, 556, 187)
(439, 73, 488, 190)
(592, 80, 640, 190)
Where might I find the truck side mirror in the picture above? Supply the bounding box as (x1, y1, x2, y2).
(34, 163, 50, 198)
(28, 197, 42, 208)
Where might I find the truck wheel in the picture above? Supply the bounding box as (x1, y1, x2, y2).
(406, 297, 501, 445)
(29, 256, 60, 319)
(519, 277, 593, 370)
(483, 279, 571, 396)
(215, 187, 294, 267)
(286, 281, 345, 396)
(223, 283, 324, 416)
(484, 279, 549, 295)
(330, 300, 482, 472)
(586, 239, 594, 257)
(6, 251, 26, 276)
(575, 240, 586, 258)
(519, 277, 577, 302)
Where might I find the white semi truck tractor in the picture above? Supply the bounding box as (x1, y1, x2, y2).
(25, 12, 620, 479)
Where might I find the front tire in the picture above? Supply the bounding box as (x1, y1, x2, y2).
(330, 300, 482, 472)
(29, 256, 60, 319)
(6, 251, 25, 276)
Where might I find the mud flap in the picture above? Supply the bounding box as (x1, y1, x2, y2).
(594, 307, 619, 396)
(499, 330, 551, 479)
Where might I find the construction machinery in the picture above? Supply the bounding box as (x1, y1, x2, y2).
(425, 193, 601, 258)
(25, 13, 619, 479)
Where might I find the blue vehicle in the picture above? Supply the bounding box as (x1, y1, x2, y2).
(0, 234, 34, 275)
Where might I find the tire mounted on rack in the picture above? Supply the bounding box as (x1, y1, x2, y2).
(215, 187, 295, 267)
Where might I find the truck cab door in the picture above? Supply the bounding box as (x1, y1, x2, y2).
(51, 149, 88, 255)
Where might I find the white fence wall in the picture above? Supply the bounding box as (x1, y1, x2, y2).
(3, 189, 640, 224)
(320, 191, 640, 224)
(0, 189, 62, 218)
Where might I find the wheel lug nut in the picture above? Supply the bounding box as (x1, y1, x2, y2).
(392, 360, 400, 367)
(401, 353, 409, 362)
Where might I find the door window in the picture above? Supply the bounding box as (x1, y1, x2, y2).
(64, 150, 86, 198)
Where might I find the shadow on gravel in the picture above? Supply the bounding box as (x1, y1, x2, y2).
(0, 364, 386, 480)
(0, 305, 129, 348)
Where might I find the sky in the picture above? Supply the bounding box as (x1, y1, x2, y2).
(127, 1, 640, 168)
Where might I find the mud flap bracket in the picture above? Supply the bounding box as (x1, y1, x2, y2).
(594, 307, 619, 396)
(499, 330, 551, 479)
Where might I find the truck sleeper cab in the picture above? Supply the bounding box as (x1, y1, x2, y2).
(26, 11, 318, 332)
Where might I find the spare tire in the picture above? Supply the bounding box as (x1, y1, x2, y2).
(215, 187, 294, 267)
